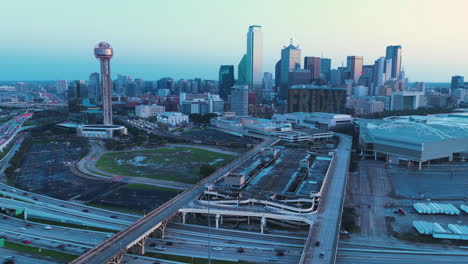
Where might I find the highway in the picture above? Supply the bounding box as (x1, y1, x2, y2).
(0, 248, 58, 264)
(71, 137, 278, 264)
(301, 133, 352, 263)
(0, 183, 140, 223)
(0, 197, 131, 230)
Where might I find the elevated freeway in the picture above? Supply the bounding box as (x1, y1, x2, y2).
(71, 137, 278, 264)
(300, 133, 352, 264)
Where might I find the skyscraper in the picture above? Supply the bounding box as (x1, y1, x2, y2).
(275, 59, 281, 92)
(384, 58, 392, 81)
(88, 72, 100, 100)
(238, 54, 247, 85)
(94, 42, 113, 125)
(304, 57, 321, 80)
(262, 72, 273, 91)
(373, 57, 385, 94)
(230, 85, 248, 116)
(346, 56, 363, 84)
(451, 75, 464, 89)
(56, 80, 68, 95)
(279, 40, 301, 99)
(246, 25, 263, 92)
(385, 45, 402, 79)
(359, 65, 374, 89)
(219, 65, 235, 101)
(320, 58, 332, 82)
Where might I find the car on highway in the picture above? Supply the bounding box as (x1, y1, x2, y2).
(23, 240, 31, 244)
(19, 227, 27, 231)
(44, 225, 52, 230)
(212, 247, 223, 251)
(154, 246, 166, 251)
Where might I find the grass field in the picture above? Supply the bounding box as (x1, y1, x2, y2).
(96, 147, 236, 184)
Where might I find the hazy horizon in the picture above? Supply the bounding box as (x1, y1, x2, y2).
(1, 0, 467, 82)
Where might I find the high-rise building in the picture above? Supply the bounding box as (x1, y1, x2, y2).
(346, 56, 363, 84)
(288, 69, 312, 88)
(385, 45, 402, 79)
(275, 59, 281, 91)
(320, 58, 331, 81)
(94, 42, 114, 125)
(279, 40, 301, 99)
(304, 57, 321, 81)
(451, 75, 464, 89)
(88, 72, 100, 100)
(288, 85, 346, 113)
(330, 67, 347, 87)
(384, 58, 393, 81)
(262, 72, 273, 91)
(230, 85, 248, 116)
(358, 65, 374, 89)
(238, 54, 247, 85)
(219, 65, 235, 101)
(373, 57, 385, 94)
(246, 25, 263, 92)
(56, 80, 68, 95)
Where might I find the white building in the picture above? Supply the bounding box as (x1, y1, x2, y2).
(353, 85, 368, 97)
(390, 91, 425, 111)
(135, 104, 165, 118)
(157, 112, 188, 126)
(272, 112, 353, 129)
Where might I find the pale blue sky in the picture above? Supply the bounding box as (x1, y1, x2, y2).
(1, 0, 466, 82)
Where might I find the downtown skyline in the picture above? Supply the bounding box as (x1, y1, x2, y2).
(1, 0, 467, 82)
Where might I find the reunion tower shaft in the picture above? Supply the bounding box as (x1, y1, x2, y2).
(94, 42, 114, 125)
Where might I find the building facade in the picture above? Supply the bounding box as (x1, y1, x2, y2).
(230, 85, 248, 116)
(288, 85, 346, 113)
(246, 25, 263, 92)
(279, 41, 301, 99)
(346, 56, 363, 84)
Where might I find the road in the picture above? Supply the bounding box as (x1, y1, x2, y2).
(71, 137, 278, 264)
(0, 183, 140, 223)
(75, 141, 192, 190)
(301, 133, 352, 263)
(0, 248, 58, 264)
(0, 197, 131, 231)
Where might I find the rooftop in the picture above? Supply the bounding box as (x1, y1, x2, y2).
(290, 85, 346, 91)
(359, 114, 468, 144)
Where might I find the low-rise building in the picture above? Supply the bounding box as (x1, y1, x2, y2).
(272, 112, 353, 129)
(135, 104, 165, 118)
(157, 112, 188, 126)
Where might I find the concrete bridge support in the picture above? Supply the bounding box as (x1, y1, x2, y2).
(129, 237, 147, 255)
(107, 252, 124, 264)
(260, 216, 266, 234)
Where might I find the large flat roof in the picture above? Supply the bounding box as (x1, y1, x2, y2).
(360, 114, 468, 144)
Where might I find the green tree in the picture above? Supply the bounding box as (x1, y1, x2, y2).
(199, 164, 217, 179)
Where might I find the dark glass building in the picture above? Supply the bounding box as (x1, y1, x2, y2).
(288, 85, 346, 113)
(219, 65, 235, 101)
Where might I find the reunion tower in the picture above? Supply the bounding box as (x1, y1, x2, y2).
(94, 42, 113, 125)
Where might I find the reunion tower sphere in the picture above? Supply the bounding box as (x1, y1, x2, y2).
(94, 42, 113, 59)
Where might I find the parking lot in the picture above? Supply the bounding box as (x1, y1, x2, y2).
(14, 138, 176, 213)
